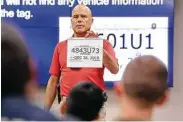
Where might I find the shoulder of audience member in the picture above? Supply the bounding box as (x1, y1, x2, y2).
(29, 105, 60, 121)
(63, 114, 82, 121)
(113, 116, 148, 121)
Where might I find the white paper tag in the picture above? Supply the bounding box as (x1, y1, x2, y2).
(67, 38, 103, 68)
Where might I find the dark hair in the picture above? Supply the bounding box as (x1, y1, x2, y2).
(66, 82, 104, 121)
(1, 22, 30, 97)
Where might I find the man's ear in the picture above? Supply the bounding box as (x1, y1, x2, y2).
(155, 89, 169, 107)
(70, 18, 72, 26)
(114, 81, 124, 98)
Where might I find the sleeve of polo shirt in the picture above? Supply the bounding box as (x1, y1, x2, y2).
(49, 44, 60, 77)
(103, 40, 116, 59)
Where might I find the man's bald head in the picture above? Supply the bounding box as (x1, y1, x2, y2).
(71, 4, 93, 36)
(72, 4, 92, 17)
(122, 55, 168, 104)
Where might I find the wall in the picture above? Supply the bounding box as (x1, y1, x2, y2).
(105, 0, 183, 120)
(153, 0, 183, 120)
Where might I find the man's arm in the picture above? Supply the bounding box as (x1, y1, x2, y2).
(44, 75, 59, 110)
(85, 31, 119, 74)
(44, 43, 60, 110)
(103, 49, 119, 74)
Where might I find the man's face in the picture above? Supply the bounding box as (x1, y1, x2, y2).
(71, 6, 93, 35)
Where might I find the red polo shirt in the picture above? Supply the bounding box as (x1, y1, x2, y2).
(49, 40, 116, 97)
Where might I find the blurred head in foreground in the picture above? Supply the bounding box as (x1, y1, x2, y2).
(1, 22, 59, 121)
(63, 82, 104, 121)
(114, 55, 169, 120)
(1, 22, 37, 99)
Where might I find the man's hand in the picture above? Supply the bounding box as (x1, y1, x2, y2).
(85, 31, 98, 38)
(44, 75, 59, 111)
(59, 97, 67, 115)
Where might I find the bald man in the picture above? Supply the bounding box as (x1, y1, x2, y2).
(114, 55, 169, 121)
(44, 4, 119, 119)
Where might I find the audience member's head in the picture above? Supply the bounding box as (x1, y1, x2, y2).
(1, 22, 61, 121)
(64, 82, 104, 121)
(114, 55, 169, 120)
(1, 22, 37, 99)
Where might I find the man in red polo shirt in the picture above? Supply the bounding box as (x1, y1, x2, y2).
(44, 4, 119, 119)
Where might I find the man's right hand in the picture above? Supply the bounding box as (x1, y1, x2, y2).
(44, 75, 59, 110)
(59, 96, 67, 115)
(85, 31, 98, 38)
